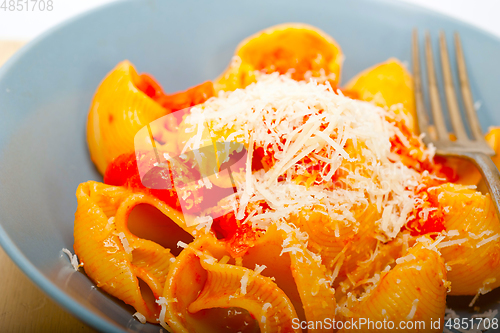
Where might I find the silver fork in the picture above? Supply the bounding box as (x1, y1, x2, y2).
(412, 30, 500, 218)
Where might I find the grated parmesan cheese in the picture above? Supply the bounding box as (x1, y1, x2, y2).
(260, 302, 272, 324)
(444, 307, 459, 320)
(183, 73, 430, 240)
(406, 299, 419, 320)
(240, 271, 250, 295)
(176, 241, 188, 249)
(133, 312, 147, 324)
(117, 232, 132, 254)
(62, 248, 82, 271)
(155, 297, 172, 332)
(203, 257, 216, 265)
(469, 278, 497, 307)
(445, 307, 498, 332)
(254, 264, 267, 275)
(437, 238, 468, 248)
(472, 308, 498, 319)
(476, 234, 500, 248)
(263, 302, 272, 312)
(469, 230, 493, 239)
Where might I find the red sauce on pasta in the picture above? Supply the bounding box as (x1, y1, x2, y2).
(212, 210, 259, 257)
(103, 152, 188, 212)
(135, 74, 214, 112)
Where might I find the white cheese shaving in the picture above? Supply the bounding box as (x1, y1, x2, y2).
(62, 248, 82, 271)
(329, 251, 346, 285)
(469, 230, 493, 239)
(261, 302, 272, 324)
(437, 238, 468, 248)
(425, 235, 446, 251)
(133, 312, 147, 324)
(117, 232, 132, 254)
(203, 257, 216, 265)
(176, 241, 188, 249)
(445, 307, 498, 332)
(472, 308, 498, 319)
(254, 264, 267, 275)
(406, 299, 419, 320)
(476, 234, 500, 248)
(444, 307, 459, 320)
(240, 271, 250, 295)
(396, 253, 416, 265)
(263, 303, 272, 312)
(156, 297, 169, 331)
(469, 278, 496, 307)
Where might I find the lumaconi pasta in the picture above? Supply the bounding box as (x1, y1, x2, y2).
(214, 23, 343, 93)
(87, 61, 214, 174)
(345, 59, 417, 133)
(337, 243, 448, 333)
(74, 181, 192, 322)
(434, 183, 500, 295)
(74, 23, 500, 332)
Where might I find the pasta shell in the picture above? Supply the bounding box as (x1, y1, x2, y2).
(113, 196, 195, 295)
(295, 203, 380, 278)
(163, 226, 336, 333)
(162, 237, 215, 333)
(113, 194, 194, 256)
(433, 183, 500, 295)
(335, 233, 412, 301)
(74, 181, 194, 323)
(163, 236, 260, 333)
(74, 182, 159, 321)
(87, 61, 168, 174)
(189, 258, 299, 333)
(215, 23, 343, 92)
(338, 244, 447, 333)
(241, 225, 336, 332)
(286, 230, 336, 332)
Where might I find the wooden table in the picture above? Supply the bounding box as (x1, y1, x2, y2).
(0, 41, 96, 333)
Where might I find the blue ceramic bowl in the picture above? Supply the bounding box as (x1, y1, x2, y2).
(1, 0, 499, 332)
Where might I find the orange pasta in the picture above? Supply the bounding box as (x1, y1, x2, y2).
(73, 23, 500, 332)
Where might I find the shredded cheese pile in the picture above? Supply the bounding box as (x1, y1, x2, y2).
(184, 73, 435, 240)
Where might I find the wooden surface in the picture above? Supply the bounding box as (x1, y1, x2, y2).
(0, 41, 97, 333)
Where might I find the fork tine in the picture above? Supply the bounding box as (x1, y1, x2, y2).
(439, 32, 469, 141)
(424, 32, 449, 141)
(455, 32, 484, 140)
(412, 29, 430, 137)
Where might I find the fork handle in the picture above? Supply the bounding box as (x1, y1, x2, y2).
(464, 152, 500, 219)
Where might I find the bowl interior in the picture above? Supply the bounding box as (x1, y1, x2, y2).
(1, 0, 500, 331)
